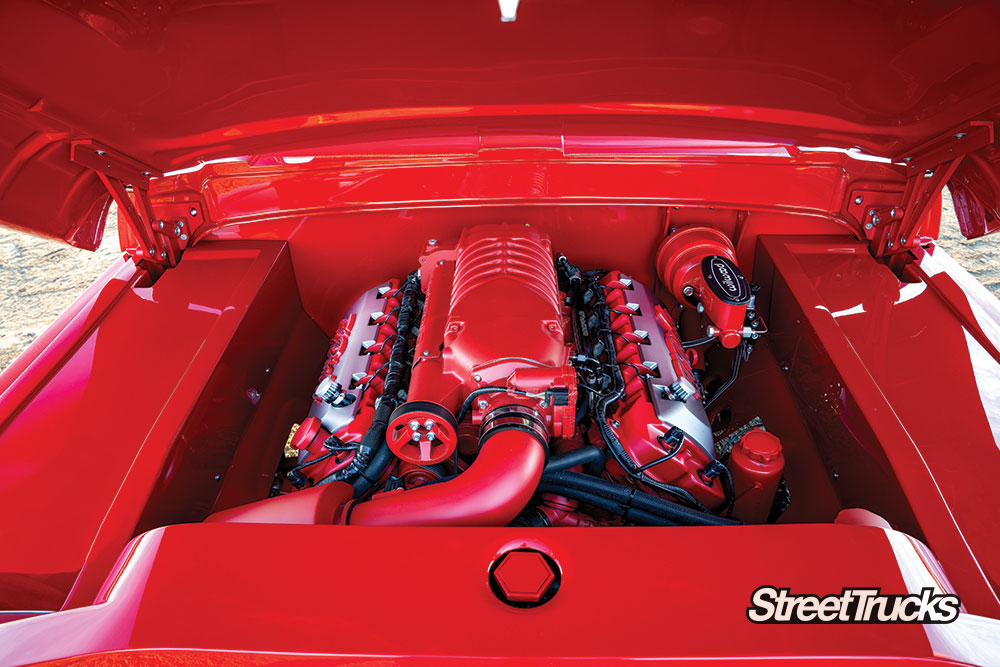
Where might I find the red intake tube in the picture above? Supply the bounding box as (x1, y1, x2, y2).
(344, 427, 546, 526)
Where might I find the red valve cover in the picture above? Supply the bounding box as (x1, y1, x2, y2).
(387, 224, 576, 464)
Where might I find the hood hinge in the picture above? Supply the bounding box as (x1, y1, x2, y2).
(848, 122, 994, 262)
(71, 140, 193, 270)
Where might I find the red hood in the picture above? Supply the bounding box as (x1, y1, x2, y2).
(1, 0, 1000, 247)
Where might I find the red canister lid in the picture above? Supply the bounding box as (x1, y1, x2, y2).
(737, 429, 782, 465)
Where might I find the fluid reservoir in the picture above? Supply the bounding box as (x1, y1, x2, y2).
(728, 429, 785, 523)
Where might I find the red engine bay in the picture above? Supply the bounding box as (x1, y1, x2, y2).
(206, 222, 781, 530)
(3, 1, 1000, 664)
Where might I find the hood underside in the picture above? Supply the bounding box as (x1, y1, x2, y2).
(2, 0, 1000, 247)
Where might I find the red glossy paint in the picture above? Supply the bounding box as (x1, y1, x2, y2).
(3, 1, 1000, 249)
(2, 1, 1000, 664)
(0, 523, 950, 664)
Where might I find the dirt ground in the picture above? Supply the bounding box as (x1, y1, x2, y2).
(1, 193, 998, 373)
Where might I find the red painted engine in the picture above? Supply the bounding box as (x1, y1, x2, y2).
(386, 223, 577, 466)
(210, 224, 784, 528)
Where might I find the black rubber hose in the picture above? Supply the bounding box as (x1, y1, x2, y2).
(681, 334, 716, 349)
(541, 470, 742, 526)
(537, 482, 677, 526)
(454, 386, 535, 424)
(315, 273, 422, 494)
(543, 446, 605, 476)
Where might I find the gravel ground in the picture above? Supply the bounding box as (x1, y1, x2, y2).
(1, 193, 998, 373)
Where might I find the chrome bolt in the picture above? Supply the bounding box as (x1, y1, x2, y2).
(900, 236, 907, 244)
(611, 420, 620, 428)
(437, 260, 444, 266)
(409, 420, 420, 430)
(158, 220, 164, 229)
(142, 171, 151, 177)
(903, 156, 913, 163)
(868, 209, 876, 218)
(854, 195, 863, 205)
(411, 432, 422, 442)
(887, 241, 894, 249)
(95, 150, 105, 156)
(473, 374, 482, 382)
(189, 207, 198, 216)
(177, 220, 184, 228)
(954, 132, 967, 139)
(422, 350, 430, 356)
(180, 233, 188, 241)
(423, 419, 434, 430)
(426, 431, 436, 441)
(160, 251, 167, 259)
(214, 474, 221, 481)
(428, 239, 438, 245)
(477, 399, 489, 410)
(872, 215, 880, 225)
(865, 222, 873, 230)
(682, 285, 695, 297)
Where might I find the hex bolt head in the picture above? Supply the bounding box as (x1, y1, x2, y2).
(426, 431, 437, 441)
(865, 223, 873, 230)
(428, 239, 438, 245)
(409, 420, 420, 431)
(411, 432, 422, 442)
(682, 285, 695, 297)
(189, 207, 198, 216)
(477, 399, 489, 410)
(854, 195, 863, 205)
(423, 419, 435, 430)
(180, 234, 188, 241)
(490, 550, 559, 606)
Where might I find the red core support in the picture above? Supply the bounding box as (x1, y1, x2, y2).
(344, 428, 546, 526)
(655, 227, 748, 348)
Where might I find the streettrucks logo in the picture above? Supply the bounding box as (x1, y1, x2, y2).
(747, 586, 961, 624)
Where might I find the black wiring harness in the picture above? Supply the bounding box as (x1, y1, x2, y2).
(554, 255, 736, 518)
